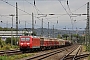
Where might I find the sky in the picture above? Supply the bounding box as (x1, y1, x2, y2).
(0, 0, 90, 30)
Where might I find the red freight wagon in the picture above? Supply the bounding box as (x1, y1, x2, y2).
(40, 38, 51, 49)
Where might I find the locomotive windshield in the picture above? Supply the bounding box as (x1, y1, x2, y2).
(21, 37, 30, 41)
(21, 38, 25, 41)
(26, 38, 30, 41)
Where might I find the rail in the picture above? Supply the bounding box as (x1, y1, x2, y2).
(24, 45, 77, 60)
(60, 45, 81, 60)
(0, 49, 22, 56)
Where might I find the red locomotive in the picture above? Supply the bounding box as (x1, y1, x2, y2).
(19, 36, 71, 51)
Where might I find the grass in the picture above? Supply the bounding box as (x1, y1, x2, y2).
(0, 44, 19, 50)
(81, 45, 90, 60)
(88, 55, 90, 60)
(87, 44, 90, 60)
(83, 44, 90, 60)
(82, 45, 86, 52)
(0, 53, 34, 60)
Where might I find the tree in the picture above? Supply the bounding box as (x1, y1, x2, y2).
(77, 35, 85, 44)
(24, 32, 29, 36)
(5, 37, 11, 44)
(62, 34, 69, 40)
(72, 34, 79, 38)
(0, 37, 2, 46)
(57, 34, 61, 39)
(31, 31, 37, 36)
(0, 37, 5, 48)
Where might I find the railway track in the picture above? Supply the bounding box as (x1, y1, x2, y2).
(24, 45, 78, 60)
(75, 53, 90, 60)
(60, 45, 90, 60)
(0, 49, 22, 56)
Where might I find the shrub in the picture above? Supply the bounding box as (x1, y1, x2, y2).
(2, 44, 11, 50)
(87, 44, 90, 52)
(5, 37, 11, 44)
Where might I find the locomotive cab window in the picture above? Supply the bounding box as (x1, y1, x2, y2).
(26, 38, 30, 41)
(20, 37, 30, 41)
(21, 38, 25, 41)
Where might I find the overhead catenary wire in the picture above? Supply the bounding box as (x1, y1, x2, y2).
(0, 0, 87, 30)
(24, 0, 58, 28)
(67, 0, 73, 14)
(23, 0, 41, 15)
(58, 0, 74, 30)
(18, 19, 42, 29)
(1, 0, 31, 15)
(56, 2, 87, 29)
(0, 14, 12, 20)
(24, 0, 59, 24)
(0, 0, 48, 28)
(0, 0, 87, 16)
(21, 0, 49, 26)
(73, 3, 87, 12)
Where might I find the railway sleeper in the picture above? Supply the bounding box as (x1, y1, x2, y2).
(75, 54, 90, 60)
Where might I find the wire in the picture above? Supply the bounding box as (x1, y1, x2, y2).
(1, 0, 49, 29)
(67, 0, 73, 14)
(0, 14, 12, 20)
(0, 0, 87, 30)
(58, 0, 74, 30)
(73, 3, 87, 12)
(2, 0, 59, 1)
(24, 0, 41, 14)
(24, 0, 59, 27)
(1, 0, 31, 15)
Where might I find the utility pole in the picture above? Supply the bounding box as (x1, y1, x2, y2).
(48, 22, 49, 37)
(25, 21, 26, 31)
(86, 2, 89, 50)
(41, 18, 43, 37)
(32, 13, 34, 35)
(87, 2, 90, 44)
(9, 14, 15, 46)
(16, 2, 18, 45)
(87, 2, 89, 44)
(53, 25, 54, 38)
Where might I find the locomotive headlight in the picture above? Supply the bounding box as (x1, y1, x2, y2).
(27, 43, 30, 45)
(20, 43, 23, 45)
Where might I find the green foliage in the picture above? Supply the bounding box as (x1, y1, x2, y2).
(0, 37, 2, 45)
(12, 37, 17, 45)
(5, 37, 11, 44)
(72, 34, 79, 38)
(88, 55, 90, 60)
(87, 44, 90, 52)
(0, 56, 8, 60)
(0, 43, 19, 50)
(5, 37, 19, 45)
(62, 34, 69, 38)
(2, 44, 11, 50)
(0, 37, 19, 50)
(0, 38, 5, 48)
(0, 27, 2, 29)
(77, 36, 85, 43)
(57, 34, 61, 39)
(0, 53, 34, 60)
(0, 27, 16, 31)
(31, 31, 37, 36)
(24, 32, 29, 36)
(62, 34, 69, 40)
